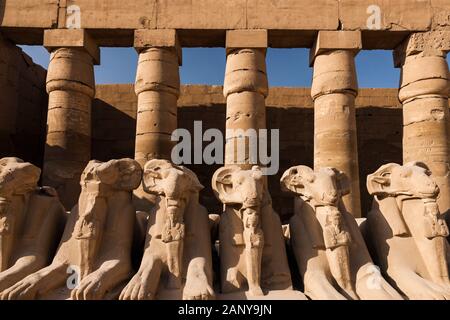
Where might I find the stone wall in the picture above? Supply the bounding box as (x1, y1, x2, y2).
(93, 84, 406, 220)
(0, 35, 48, 168)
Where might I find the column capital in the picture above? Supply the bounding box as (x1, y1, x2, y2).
(134, 29, 182, 66)
(309, 31, 362, 67)
(43, 29, 100, 65)
(225, 29, 268, 55)
(393, 31, 450, 67)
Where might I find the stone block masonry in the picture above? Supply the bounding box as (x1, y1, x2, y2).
(1, 1, 449, 48)
(0, 34, 48, 168)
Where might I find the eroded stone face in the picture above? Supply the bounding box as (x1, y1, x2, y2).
(213, 165, 265, 209)
(367, 162, 450, 299)
(367, 162, 440, 199)
(281, 166, 348, 207)
(0, 158, 40, 196)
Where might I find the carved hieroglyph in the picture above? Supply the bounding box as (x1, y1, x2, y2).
(367, 162, 450, 299)
(0, 159, 142, 300)
(212, 165, 295, 297)
(0, 158, 66, 294)
(120, 159, 214, 300)
(281, 165, 402, 300)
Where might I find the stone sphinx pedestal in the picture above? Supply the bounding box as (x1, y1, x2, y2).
(41, 284, 308, 300)
(156, 288, 307, 300)
(216, 290, 308, 300)
(39, 284, 127, 300)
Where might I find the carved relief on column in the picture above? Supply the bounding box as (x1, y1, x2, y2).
(310, 31, 362, 218)
(43, 29, 100, 210)
(394, 31, 450, 215)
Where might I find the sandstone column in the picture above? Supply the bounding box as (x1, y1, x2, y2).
(133, 30, 181, 208)
(394, 31, 450, 214)
(224, 30, 268, 167)
(133, 29, 181, 167)
(43, 29, 99, 210)
(310, 31, 362, 217)
(222, 30, 268, 296)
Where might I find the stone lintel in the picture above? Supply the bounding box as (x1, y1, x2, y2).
(134, 29, 182, 66)
(309, 31, 362, 67)
(225, 29, 268, 55)
(43, 29, 100, 65)
(393, 31, 450, 67)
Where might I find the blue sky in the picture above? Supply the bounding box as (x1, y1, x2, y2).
(21, 45, 440, 88)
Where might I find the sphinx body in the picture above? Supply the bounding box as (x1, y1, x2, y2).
(0, 158, 66, 294)
(212, 165, 300, 298)
(281, 165, 402, 300)
(0, 159, 142, 300)
(367, 162, 450, 299)
(120, 159, 214, 300)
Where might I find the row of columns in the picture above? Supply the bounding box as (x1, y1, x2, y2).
(40, 29, 450, 218)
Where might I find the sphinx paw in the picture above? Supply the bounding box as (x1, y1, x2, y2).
(248, 286, 264, 297)
(225, 267, 241, 289)
(0, 275, 41, 300)
(408, 278, 450, 300)
(119, 271, 154, 300)
(183, 273, 214, 300)
(304, 272, 347, 300)
(71, 273, 105, 300)
(356, 268, 402, 300)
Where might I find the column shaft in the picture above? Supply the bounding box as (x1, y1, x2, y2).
(400, 53, 450, 213)
(311, 49, 361, 217)
(134, 47, 180, 167)
(132, 30, 181, 209)
(44, 47, 95, 209)
(223, 48, 268, 168)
